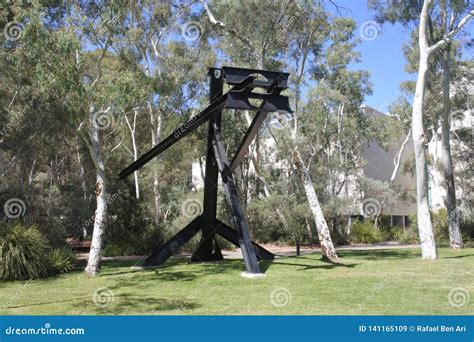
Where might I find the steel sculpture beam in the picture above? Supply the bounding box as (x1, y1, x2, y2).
(119, 66, 292, 277)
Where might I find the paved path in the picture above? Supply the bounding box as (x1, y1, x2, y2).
(222, 242, 420, 259)
(78, 242, 420, 261)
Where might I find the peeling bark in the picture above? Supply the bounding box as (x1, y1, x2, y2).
(293, 149, 338, 260)
(441, 48, 463, 248)
(413, 0, 437, 260)
(85, 107, 108, 276)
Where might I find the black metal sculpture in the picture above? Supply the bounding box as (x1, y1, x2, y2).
(119, 66, 292, 276)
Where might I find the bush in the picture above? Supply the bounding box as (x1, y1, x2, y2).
(103, 243, 139, 257)
(49, 247, 76, 274)
(432, 209, 450, 243)
(460, 217, 474, 242)
(391, 226, 420, 244)
(349, 220, 383, 244)
(0, 223, 51, 281)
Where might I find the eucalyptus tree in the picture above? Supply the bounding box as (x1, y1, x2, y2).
(294, 16, 373, 235)
(7, 1, 152, 274)
(370, 0, 472, 257)
(120, 0, 215, 225)
(199, 0, 376, 260)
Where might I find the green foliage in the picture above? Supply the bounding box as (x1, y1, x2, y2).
(349, 220, 383, 244)
(49, 247, 76, 274)
(246, 195, 310, 244)
(2, 247, 473, 315)
(103, 244, 139, 257)
(431, 209, 450, 243)
(460, 217, 474, 242)
(391, 227, 420, 245)
(0, 223, 51, 281)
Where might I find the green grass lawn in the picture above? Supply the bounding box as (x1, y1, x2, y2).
(0, 247, 472, 315)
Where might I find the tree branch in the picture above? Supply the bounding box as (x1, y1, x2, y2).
(201, 0, 254, 49)
(428, 9, 474, 54)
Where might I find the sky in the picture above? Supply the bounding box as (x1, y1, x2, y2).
(184, 1, 473, 114)
(329, 0, 418, 113)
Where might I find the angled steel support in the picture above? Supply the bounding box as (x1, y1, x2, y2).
(144, 216, 202, 266)
(119, 96, 228, 179)
(212, 122, 262, 275)
(191, 68, 224, 262)
(215, 219, 274, 261)
(229, 109, 269, 172)
(119, 66, 292, 276)
(119, 76, 256, 179)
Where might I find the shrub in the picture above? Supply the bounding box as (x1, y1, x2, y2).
(349, 220, 383, 244)
(103, 243, 138, 257)
(391, 226, 420, 244)
(0, 223, 51, 281)
(432, 209, 449, 243)
(49, 247, 76, 274)
(460, 217, 474, 242)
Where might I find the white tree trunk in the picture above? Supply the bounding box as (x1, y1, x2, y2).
(293, 149, 338, 260)
(85, 108, 108, 276)
(149, 102, 162, 225)
(441, 52, 463, 248)
(412, 0, 437, 259)
(75, 139, 87, 201)
(374, 127, 412, 229)
(410, 0, 472, 257)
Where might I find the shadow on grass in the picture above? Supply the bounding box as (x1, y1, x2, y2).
(100, 260, 244, 291)
(4, 293, 199, 314)
(265, 260, 359, 271)
(99, 252, 365, 280)
(96, 248, 425, 283)
(83, 293, 200, 314)
(4, 297, 87, 310)
(442, 254, 474, 259)
(337, 249, 421, 260)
